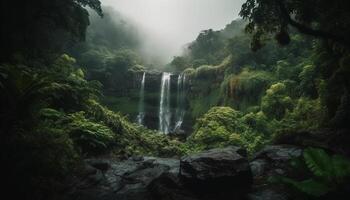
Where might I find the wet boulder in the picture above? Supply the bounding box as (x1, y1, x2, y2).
(247, 145, 304, 200)
(65, 157, 180, 200)
(179, 146, 252, 199)
(149, 172, 199, 200)
(250, 145, 303, 179)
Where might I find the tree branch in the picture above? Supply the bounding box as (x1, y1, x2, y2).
(277, 0, 350, 47)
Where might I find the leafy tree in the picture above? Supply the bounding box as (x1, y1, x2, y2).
(187, 107, 266, 153)
(275, 60, 301, 81)
(242, 111, 272, 135)
(188, 29, 226, 64)
(170, 56, 189, 71)
(0, 65, 50, 133)
(173, 20, 246, 70)
(261, 82, 294, 120)
(42, 54, 102, 111)
(240, 0, 350, 49)
(70, 6, 141, 69)
(282, 98, 324, 130)
(0, 0, 102, 61)
(240, 0, 350, 128)
(66, 111, 115, 154)
(299, 65, 320, 98)
(226, 28, 312, 74)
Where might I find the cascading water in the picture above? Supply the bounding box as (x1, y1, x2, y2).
(136, 72, 146, 125)
(159, 72, 171, 134)
(174, 74, 186, 132)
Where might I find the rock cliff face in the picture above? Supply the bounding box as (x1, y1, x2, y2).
(63, 145, 307, 200)
(143, 72, 162, 130)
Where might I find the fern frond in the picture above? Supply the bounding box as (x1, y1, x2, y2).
(304, 148, 333, 178)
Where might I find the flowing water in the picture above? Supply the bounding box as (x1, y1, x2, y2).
(174, 74, 186, 132)
(159, 72, 171, 134)
(136, 72, 146, 125)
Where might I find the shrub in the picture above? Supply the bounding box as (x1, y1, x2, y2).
(66, 112, 115, 154)
(242, 111, 272, 135)
(39, 108, 115, 155)
(195, 65, 218, 79)
(85, 99, 188, 157)
(282, 98, 324, 131)
(6, 121, 78, 199)
(299, 64, 319, 98)
(261, 82, 294, 120)
(187, 107, 267, 154)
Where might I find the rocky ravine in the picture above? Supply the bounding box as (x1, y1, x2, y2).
(63, 145, 303, 200)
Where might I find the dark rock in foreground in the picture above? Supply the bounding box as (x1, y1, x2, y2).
(247, 145, 304, 200)
(149, 172, 199, 200)
(179, 146, 252, 199)
(64, 145, 307, 200)
(64, 157, 179, 200)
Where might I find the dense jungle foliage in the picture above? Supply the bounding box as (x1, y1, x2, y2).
(0, 1, 185, 199)
(1, 0, 350, 200)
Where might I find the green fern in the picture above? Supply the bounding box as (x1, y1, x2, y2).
(304, 148, 350, 182)
(303, 148, 333, 180)
(273, 147, 350, 197)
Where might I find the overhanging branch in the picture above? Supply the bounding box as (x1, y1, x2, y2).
(277, 0, 350, 47)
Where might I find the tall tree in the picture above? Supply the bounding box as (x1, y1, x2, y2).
(0, 0, 102, 62)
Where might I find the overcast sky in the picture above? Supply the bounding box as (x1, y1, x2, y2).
(101, 0, 245, 63)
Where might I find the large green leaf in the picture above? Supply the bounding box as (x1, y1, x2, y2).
(304, 148, 333, 178)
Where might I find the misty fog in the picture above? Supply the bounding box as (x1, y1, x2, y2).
(101, 0, 245, 64)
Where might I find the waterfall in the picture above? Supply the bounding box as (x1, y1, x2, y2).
(136, 72, 146, 125)
(159, 72, 171, 134)
(174, 74, 186, 132)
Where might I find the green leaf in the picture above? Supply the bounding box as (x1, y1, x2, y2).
(304, 148, 333, 178)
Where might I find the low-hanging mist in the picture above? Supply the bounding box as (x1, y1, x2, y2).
(101, 0, 245, 65)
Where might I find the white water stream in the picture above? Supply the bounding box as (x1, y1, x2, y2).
(174, 74, 186, 132)
(159, 72, 171, 134)
(136, 72, 146, 125)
